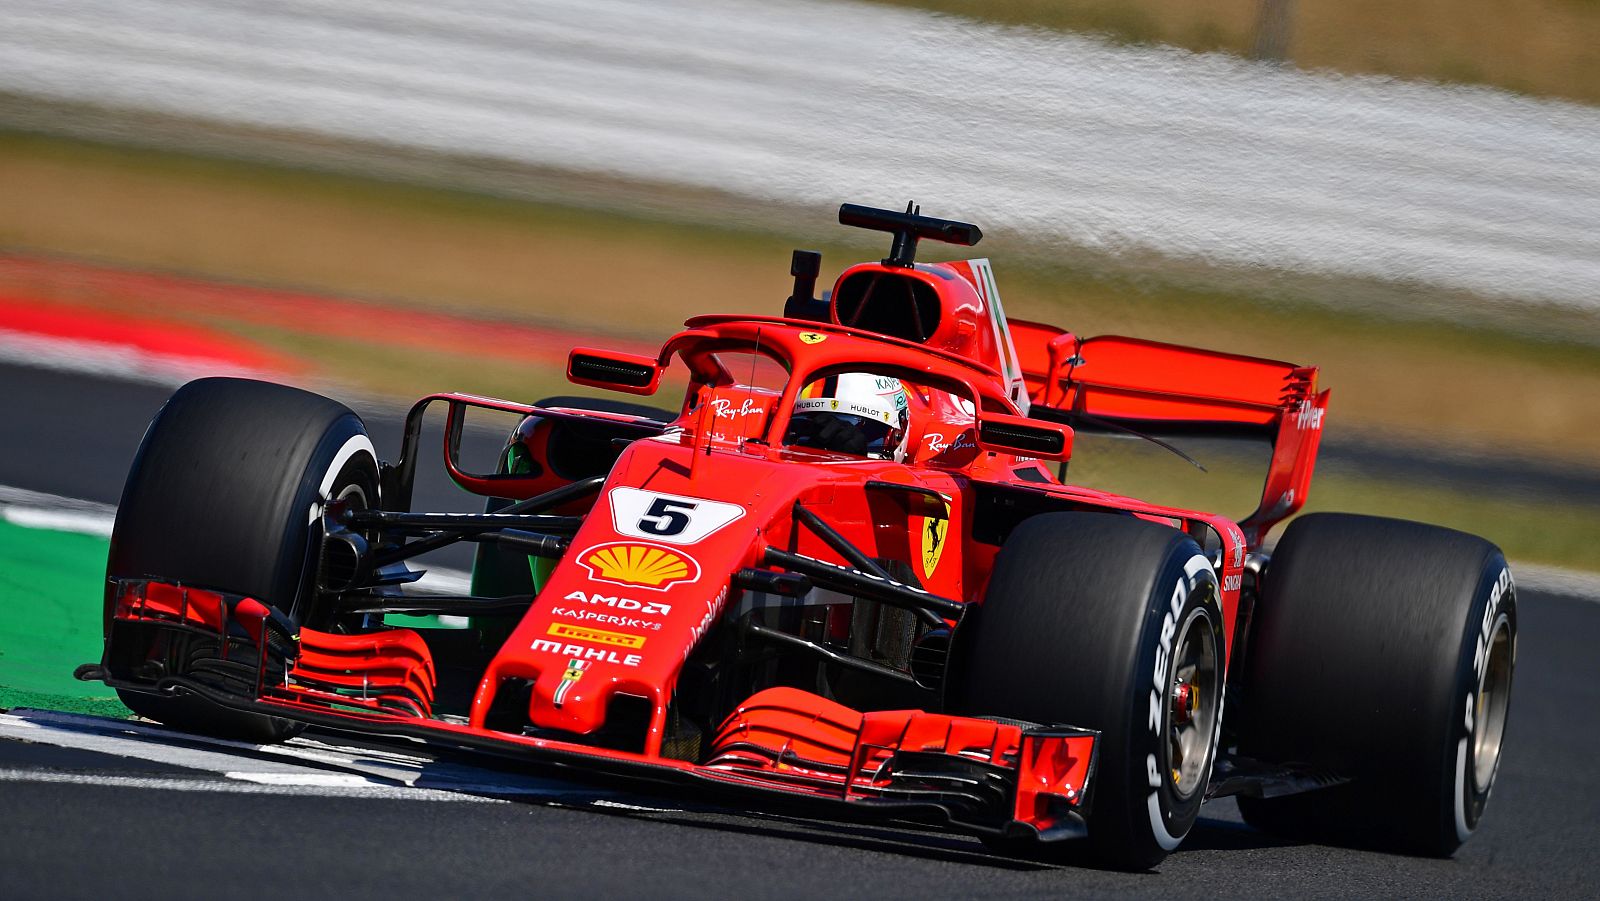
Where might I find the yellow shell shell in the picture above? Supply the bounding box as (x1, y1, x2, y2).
(585, 544, 691, 586)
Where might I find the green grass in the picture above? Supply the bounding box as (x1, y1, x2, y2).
(0, 519, 130, 716)
(0, 128, 835, 296)
(242, 326, 604, 409)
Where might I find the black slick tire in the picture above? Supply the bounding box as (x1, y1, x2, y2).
(948, 512, 1225, 870)
(1234, 513, 1516, 856)
(105, 377, 380, 743)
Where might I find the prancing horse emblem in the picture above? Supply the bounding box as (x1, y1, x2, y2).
(917, 515, 948, 580)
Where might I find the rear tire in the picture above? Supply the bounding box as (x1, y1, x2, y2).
(1234, 513, 1516, 856)
(948, 512, 1224, 870)
(105, 378, 380, 743)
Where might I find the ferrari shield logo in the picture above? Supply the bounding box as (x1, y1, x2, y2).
(798, 332, 828, 344)
(917, 515, 948, 580)
(554, 658, 589, 707)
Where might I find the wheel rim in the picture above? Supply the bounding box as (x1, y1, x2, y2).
(301, 463, 377, 626)
(1166, 606, 1220, 802)
(1472, 613, 1513, 793)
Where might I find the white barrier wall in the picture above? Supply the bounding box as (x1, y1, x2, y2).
(1, 0, 1598, 314)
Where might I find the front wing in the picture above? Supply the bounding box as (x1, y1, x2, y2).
(85, 578, 1099, 843)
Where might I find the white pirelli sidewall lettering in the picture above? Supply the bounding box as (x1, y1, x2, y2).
(1146, 552, 1217, 851)
(1456, 565, 1513, 841)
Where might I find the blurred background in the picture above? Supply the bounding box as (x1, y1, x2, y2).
(1, 0, 1597, 685)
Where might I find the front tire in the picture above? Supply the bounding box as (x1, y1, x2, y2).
(948, 512, 1225, 869)
(1234, 513, 1516, 855)
(105, 378, 380, 743)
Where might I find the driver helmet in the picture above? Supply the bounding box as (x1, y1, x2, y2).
(787, 372, 909, 460)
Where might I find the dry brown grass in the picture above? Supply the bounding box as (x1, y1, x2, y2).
(0, 135, 795, 336)
(998, 270, 1600, 467)
(1062, 434, 1600, 568)
(870, 0, 1600, 105)
(3, 131, 1597, 469)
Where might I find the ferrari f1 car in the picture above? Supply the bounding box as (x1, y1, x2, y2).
(83, 203, 1516, 869)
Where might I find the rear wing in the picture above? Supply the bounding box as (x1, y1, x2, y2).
(1008, 319, 1330, 546)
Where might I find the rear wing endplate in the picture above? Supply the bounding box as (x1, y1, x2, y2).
(1008, 319, 1330, 546)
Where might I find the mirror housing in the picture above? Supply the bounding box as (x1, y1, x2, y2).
(567, 347, 662, 396)
(976, 413, 1073, 462)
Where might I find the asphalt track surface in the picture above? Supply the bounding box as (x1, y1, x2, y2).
(2, 360, 1598, 898)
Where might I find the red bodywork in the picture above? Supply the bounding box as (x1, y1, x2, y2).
(104, 253, 1326, 840)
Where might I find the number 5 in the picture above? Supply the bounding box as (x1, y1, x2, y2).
(638, 498, 697, 536)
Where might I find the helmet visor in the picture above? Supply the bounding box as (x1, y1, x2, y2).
(786, 411, 896, 456)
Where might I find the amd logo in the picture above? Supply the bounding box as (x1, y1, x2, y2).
(565, 590, 671, 616)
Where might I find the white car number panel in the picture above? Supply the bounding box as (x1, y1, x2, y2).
(608, 488, 745, 546)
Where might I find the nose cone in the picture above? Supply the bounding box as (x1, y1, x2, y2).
(527, 638, 648, 734)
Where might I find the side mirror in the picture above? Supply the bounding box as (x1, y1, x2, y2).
(567, 348, 662, 396)
(976, 412, 1073, 461)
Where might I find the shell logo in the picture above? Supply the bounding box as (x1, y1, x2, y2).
(578, 542, 701, 590)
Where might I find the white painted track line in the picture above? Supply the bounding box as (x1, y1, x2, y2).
(0, 330, 275, 389)
(0, 708, 665, 805)
(0, 767, 504, 802)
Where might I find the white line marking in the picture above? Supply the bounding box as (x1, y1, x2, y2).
(225, 771, 392, 787)
(1, 709, 628, 800)
(1, 711, 358, 779)
(0, 767, 504, 802)
(1508, 562, 1600, 601)
(0, 485, 116, 515)
(0, 330, 278, 387)
(1, 506, 115, 538)
(588, 798, 685, 813)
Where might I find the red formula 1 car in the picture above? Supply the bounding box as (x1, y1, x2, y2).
(83, 204, 1516, 869)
